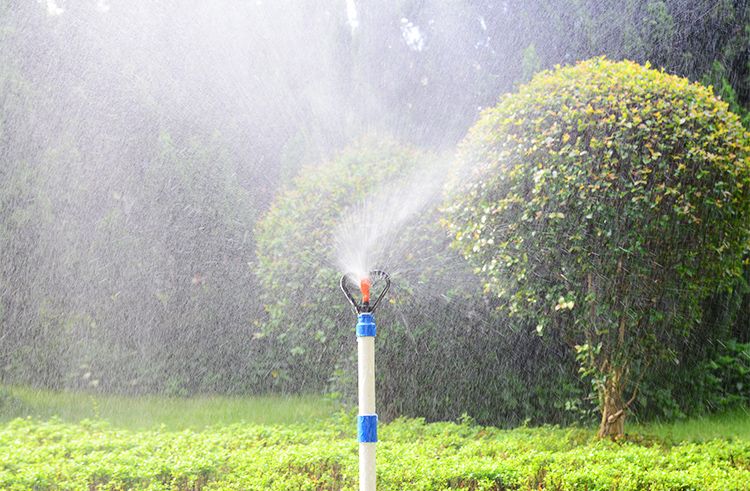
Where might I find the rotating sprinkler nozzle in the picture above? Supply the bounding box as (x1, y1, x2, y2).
(340, 270, 390, 491)
(340, 270, 390, 314)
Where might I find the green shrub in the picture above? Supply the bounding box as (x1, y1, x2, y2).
(444, 57, 750, 437)
(2, 417, 750, 490)
(255, 138, 584, 425)
(637, 342, 750, 421)
(701, 340, 750, 410)
(255, 138, 441, 392)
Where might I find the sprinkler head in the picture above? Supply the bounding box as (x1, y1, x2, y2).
(340, 270, 391, 314)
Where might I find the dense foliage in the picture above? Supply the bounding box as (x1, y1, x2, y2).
(678, 340, 750, 414)
(445, 58, 750, 436)
(2, 417, 750, 490)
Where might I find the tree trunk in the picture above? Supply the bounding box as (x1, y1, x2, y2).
(597, 367, 625, 438)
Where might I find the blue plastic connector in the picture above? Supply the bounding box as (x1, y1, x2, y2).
(358, 414, 378, 442)
(356, 312, 376, 337)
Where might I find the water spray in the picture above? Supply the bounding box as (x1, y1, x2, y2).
(340, 270, 391, 491)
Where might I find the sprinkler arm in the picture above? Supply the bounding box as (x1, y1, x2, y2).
(340, 270, 391, 314)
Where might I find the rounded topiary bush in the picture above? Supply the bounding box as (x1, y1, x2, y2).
(444, 58, 750, 436)
(256, 138, 581, 425)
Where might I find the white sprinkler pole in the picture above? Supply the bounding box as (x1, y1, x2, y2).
(356, 312, 377, 491)
(342, 272, 389, 491)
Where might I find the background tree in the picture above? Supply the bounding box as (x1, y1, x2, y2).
(444, 58, 750, 437)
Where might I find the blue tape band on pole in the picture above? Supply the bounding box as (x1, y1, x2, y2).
(358, 414, 378, 443)
(356, 313, 376, 337)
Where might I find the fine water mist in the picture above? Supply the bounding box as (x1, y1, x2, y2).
(333, 159, 452, 282)
(1, 0, 747, 427)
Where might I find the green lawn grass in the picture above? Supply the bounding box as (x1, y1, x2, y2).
(0, 385, 335, 429)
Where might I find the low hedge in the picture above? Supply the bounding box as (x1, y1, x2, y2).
(1, 417, 749, 490)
